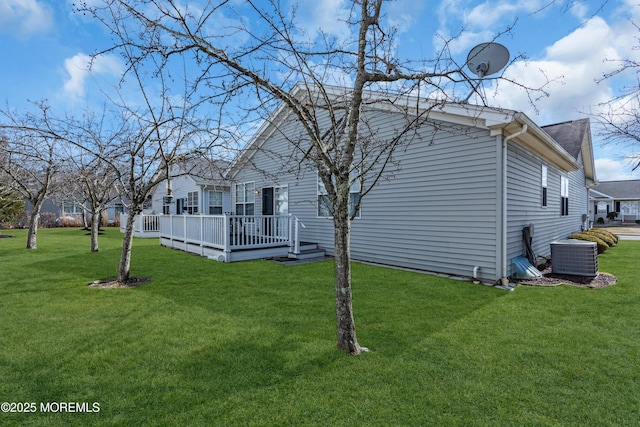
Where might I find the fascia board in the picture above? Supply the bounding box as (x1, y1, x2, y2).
(490, 114, 581, 172)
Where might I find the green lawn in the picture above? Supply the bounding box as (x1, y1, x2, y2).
(1, 228, 639, 426)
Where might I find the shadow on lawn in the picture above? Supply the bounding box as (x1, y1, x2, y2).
(179, 334, 341, 399)
(17, 247, 125, 286)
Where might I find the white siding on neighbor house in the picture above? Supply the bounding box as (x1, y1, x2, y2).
(233, 110, 502, 282)
(150, 175, 232, 215)
(150, 174, 199, 214)
(506, 141, 588, 275)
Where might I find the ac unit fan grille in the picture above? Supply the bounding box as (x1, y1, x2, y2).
(550, 240, 598, 277)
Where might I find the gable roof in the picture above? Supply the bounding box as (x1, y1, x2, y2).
(542, 119, 588, 159)
(593, 179, 640, 200)
(540, 118, 596, 183)
(227, 83, 590, 179)
(172, 157, 230, 187)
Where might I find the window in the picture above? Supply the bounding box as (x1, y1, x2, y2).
(185, 191, 198, 214)
(597, 201, 608, 214)
(317, 172, 361, 218)
(235, 182, 255, 215)
(62, 200, 83, 214)
(208, 190, 223, 214)
(541, 165, 548, 207)
(560, 175, 569, 216)
(113, 203, 125, 215)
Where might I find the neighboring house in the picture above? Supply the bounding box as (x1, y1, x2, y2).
(25, 198, 125, 226)
(590, 180, 640, 223)
(149, 158, 231, 216)
(225, 88, 596, 284)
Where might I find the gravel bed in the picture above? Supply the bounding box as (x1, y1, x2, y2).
(518, 266, 617, 289)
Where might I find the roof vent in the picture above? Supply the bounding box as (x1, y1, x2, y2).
(550, 240, 598, 277)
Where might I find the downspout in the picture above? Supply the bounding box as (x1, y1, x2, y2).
(473, 266, 481, 284)
(497, 124, 528, 285)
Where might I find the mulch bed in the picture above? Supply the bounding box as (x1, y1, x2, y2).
(88, 276, 152, 289)
(518, 266, 616, 289)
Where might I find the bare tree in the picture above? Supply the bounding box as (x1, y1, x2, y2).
(0, 109, 64, 249)
(60, 128, 121, 252)
(79, 0, 524, 353)
(593, 20, 640, 171)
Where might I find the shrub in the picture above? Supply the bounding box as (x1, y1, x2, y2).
(587, 229, 617, 246)
(591, 228, 618, 244)
(570, 232, 609, 254)
(39, 212, 58, 228)
(59, 216, 84, 227)
(607, 211, 619, 221)
(596, 217, 605, 224)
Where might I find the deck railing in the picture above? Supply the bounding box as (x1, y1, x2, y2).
(158, 214, 301, 253)
(120, 213, 161, 237)
(121, 213, 305, 259)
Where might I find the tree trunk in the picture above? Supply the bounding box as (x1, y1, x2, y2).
(117, 211, 136, 283)
(90, 210, 101, 252)
(26, 212, 39, 249)
(333, 211, 366, 355)
(26, 201, 43, 250)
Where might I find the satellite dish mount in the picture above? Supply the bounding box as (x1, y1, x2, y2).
(462, 42, 510, 104)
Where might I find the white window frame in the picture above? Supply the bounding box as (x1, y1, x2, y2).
(207, 190, 223, 215)
(62, 200, 83, 214)
(541, 165, 548, 207)
(560, 175, 569, 216)
(234, 182, 255, 216)
(185, 191, 199, 214)
(317, 171, 361, 219)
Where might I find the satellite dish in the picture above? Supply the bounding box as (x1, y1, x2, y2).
(466, 42, 510, 78)
(462, 42, 510, 103)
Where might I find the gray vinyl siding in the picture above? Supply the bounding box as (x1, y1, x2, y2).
(232, 107, 590, 282)
(506, 142, 588, 275)
(347, 121, 499, 281)
(233, 112, 501, 282)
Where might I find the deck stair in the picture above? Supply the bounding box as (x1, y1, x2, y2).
(288, 242, 325, 260)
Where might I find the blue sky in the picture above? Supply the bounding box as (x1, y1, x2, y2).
(1, 0, 639, 180)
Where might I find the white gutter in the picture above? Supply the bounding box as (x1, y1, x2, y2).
(495, 124, 528, 285)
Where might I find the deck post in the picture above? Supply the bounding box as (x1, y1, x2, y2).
(223, 214, 230, 261)
(293, 216, 300, 255)
(169, 214, 173, 246)
(200, 215, 204, 256)
(184, 215, 188, 251)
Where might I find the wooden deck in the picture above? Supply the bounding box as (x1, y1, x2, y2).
(123, 213, 319, 262)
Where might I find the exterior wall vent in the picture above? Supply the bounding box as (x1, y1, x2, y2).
(550, 240, 598, 277)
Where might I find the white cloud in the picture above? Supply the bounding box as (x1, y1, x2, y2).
(595, 158, 640, 181)
(293, 0, 352, 42)
(0, 0, 53, 37)
(435, 0, 548, 55)
(62, 53, 123, 98)
(385, 0, 424, 34)
(483, 16, 621, 123)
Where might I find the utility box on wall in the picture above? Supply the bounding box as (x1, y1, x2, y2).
(550, 240, 598, 277)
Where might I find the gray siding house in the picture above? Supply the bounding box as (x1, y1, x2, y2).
(227, 90, 596, 284)
(590, 179, 640, 223)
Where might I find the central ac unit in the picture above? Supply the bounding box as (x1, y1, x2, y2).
(550, 240, 598, 277)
